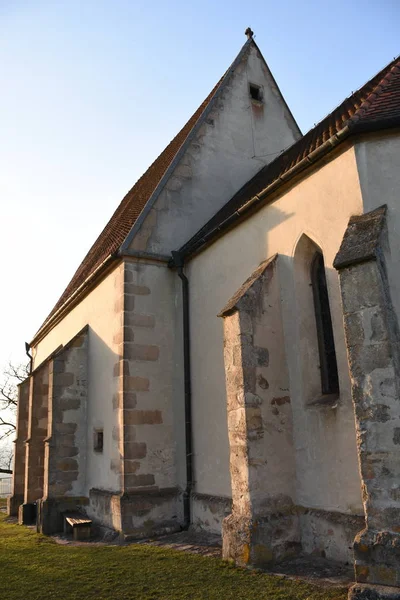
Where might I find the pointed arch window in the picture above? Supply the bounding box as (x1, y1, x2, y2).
(311, 252, 339, 395)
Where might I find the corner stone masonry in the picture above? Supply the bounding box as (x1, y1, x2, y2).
(334, 206, 400, 599)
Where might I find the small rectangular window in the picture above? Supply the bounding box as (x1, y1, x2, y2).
(94, 429, 104, 453)
(249, 84, 263, 102)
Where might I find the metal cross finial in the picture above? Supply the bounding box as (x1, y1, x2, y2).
(245, 27, 254, 39)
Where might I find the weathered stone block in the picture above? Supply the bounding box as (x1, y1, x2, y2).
(349, 583, 400, 600)
(56, 458, 79, 472)
(125, 474, 156, 488)
(340, 264, 382, 313)
(124, 460, 140, 473)
(54, 423, 78, 435)
(222, 512, 300, 568)
(124, 344, 159, 362)
(123, 425, 136, 442)
(58, 397, 81, 411)
(354, 529, 400, 586)
(124, 284, 151, 295)
(124, 295, 135, 311)
(124, 442, 147, 460)
(124, 393, 137, 409)
(125, 410, 162, 425)
(123, 327, 135, 341)
(126, 314, 155, 328)
(56, 373, 75, 387)
(125, 376, 149, 392)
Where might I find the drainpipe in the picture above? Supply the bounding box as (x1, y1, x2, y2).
(25, 342, 33, 374)
(170, 251, 193, 530)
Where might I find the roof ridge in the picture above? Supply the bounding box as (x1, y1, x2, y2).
(350, 56, 400, 125)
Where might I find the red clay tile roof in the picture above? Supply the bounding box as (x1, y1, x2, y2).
(180, 56, 400, 258)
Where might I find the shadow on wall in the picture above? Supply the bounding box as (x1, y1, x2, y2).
(84, 327, 121, 501)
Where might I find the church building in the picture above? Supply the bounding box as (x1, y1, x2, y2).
(8, 31, 400, 599)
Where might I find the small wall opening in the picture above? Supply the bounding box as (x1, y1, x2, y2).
(93, 429, 104, 453)
(249, 83, 263, 102)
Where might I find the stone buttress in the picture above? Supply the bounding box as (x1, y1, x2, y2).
(334, 206, 400, 599)
(37, 327, 89, 534)
(219, 254, 300, 567)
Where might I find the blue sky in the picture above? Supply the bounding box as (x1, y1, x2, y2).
(0, 0, 399, 369)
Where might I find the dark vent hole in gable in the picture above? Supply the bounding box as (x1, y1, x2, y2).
(249, 84, 262, 102)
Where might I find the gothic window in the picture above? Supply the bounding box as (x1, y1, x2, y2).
(311, 252, 339, 395)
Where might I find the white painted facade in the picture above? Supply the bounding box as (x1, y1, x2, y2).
(188, 146, 365, 514)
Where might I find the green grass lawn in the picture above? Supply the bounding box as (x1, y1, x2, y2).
(0, 511, 346, 600)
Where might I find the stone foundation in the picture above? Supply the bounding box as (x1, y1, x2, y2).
(354, 529, 400, 588)
(299, 508, 365, 564)
(88, 486, 182, 539)
(223, 511, 301, 568)
(191, 492, 232, 534)
(349, 583, 400, 600)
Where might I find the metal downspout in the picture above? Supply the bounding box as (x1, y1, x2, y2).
(170, 251, 193, 530)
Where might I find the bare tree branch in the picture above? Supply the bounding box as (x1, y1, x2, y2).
(0, 361, 29, 440)
(0, 444, 13, 474)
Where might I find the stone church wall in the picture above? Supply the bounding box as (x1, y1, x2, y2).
(188, 145, 365, 560)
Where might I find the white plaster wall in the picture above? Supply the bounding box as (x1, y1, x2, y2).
(32, 266, 122, 494)
(355, 134, 400, 319)
(130, 43, 300, 256)
(188, 146, 365, 514)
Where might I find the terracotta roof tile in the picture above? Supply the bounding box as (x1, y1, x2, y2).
(181, 56, 400, 258)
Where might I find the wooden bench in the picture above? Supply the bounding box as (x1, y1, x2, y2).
(64, 513, 92, 541)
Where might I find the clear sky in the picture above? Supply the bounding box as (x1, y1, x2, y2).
(1, 0, 399, 370)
